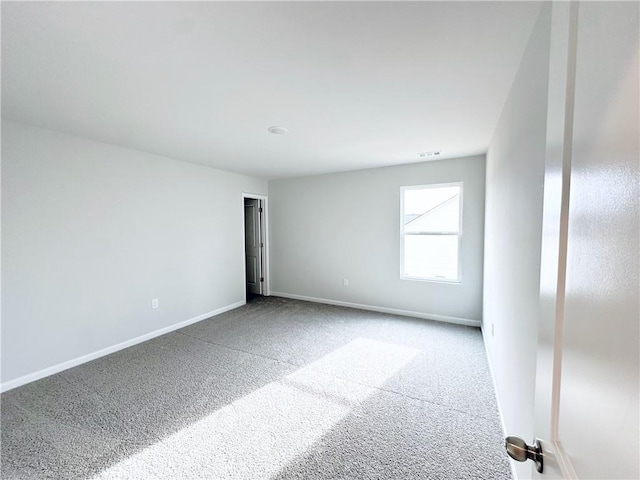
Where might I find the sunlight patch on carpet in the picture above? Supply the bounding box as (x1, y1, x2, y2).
(91, 338, 419, 479)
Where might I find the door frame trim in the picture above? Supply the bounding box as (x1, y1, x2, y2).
(534, 2, 579, 478)
(242, 192, 270, 298)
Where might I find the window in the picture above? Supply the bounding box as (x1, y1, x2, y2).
(400, 183, 462, 282)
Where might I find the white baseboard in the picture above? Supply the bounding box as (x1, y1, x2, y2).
(481, 325, 518, 480)
(0, 300, 245, 393)
(270, 291, 480, 328)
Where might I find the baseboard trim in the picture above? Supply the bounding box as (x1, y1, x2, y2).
(0, 300, 245, 393)
(270, 292, 480, 328)
(481, 325, 518, 480)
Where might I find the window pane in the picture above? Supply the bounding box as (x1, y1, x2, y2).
(403, 186, 460, 233)
(403, 235, 459, 280)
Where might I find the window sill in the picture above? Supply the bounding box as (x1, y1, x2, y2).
(400, 275, 462, 285)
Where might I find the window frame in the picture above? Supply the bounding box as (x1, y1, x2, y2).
(399, 182, 463, 283)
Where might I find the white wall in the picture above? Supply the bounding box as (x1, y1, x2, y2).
(482, 6, 550, 479)
(269, 155, 485, 324)
(1, 120, 267, 387)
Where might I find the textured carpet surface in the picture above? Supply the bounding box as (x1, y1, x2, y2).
(1, 297, 511, 479)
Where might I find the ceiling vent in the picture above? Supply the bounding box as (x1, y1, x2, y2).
(417, 151, 442, 158)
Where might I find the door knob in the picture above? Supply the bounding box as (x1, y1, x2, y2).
(505, 436, 543, 473)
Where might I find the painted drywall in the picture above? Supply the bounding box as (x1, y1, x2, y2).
(269, 155, 485, 323)
(482, 6, 550, 479)
(1, 120, 267, 386)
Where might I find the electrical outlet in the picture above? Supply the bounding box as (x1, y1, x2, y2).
(343, 278, 349, 287)
(152, 299, 159, 309)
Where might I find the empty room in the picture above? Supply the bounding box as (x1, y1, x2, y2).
(1, 2, 638, 479)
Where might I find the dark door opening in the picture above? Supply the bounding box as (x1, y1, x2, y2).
(244, 197, 264, 301)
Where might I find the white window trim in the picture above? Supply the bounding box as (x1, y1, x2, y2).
(399, 182, 463, 284)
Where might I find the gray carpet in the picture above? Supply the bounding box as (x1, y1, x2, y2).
(1, 296, 511, 479)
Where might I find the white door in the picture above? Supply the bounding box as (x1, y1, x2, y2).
(513, 2, 639, 478)
(244, 198, 263, 296)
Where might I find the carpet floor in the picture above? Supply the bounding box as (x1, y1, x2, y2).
(1, 296, 511, 479)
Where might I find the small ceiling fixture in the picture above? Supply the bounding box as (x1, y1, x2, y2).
(417, 150, 442, 158)
(268, 126, 288, 134)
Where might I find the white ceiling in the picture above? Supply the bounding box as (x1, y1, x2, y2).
(2, 2, 541, 179)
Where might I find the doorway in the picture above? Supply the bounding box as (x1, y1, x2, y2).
(242, 193, 268, 302)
